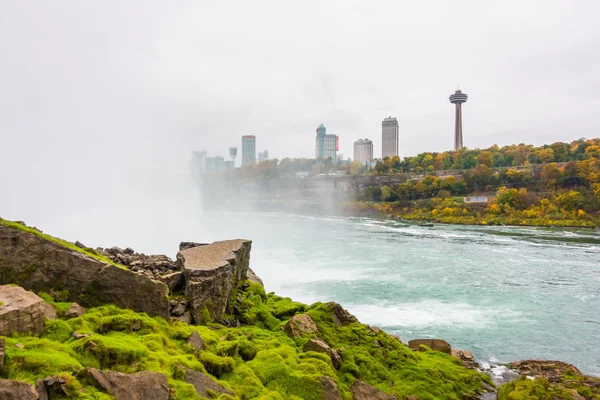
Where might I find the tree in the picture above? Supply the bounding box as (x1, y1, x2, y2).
(554, 191, 584, 211)
(364, 186, 382, 201)
(477, 151, 493, 167)
(381, 185, 392, 202)
(349, 161, 363, 176)
(496, 187, 519, 209)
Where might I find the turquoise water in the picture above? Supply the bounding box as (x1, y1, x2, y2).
(201, 212, 600, 376)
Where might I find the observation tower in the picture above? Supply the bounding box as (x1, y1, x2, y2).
(449, 89, 468, 151)
(229, 147, 238, 165)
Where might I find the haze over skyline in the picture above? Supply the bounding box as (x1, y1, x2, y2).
(1, 1, 599, 243)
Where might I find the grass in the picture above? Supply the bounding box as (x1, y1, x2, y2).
(0, 283, 492, 399)
(0, 218, 127, 269)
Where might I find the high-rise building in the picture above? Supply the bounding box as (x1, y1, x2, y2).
(449, 89, 468, 150)
(315, 123, 337, 160)
(242, 135, 256, 166)
(229, 147, 238, 166)
(258, 150, 269, 162)
(382, 117, 399, 158)
(354, 139, 373, 165)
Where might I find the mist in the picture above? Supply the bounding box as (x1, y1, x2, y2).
(2, 1, 600, 255)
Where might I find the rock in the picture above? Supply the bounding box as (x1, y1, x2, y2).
(158, 272, 184, 293)
(303, 338, 342, 369)
(36, 375, 70, 399)
(177, 366, 234, 398)
(451, 349, 477, 368)
(326, 302, 358, 326)
(177, 239, 251, 324)
(172, 311, 192, 324)
(187, 330, 205, 351)
(74, 241, 86, 249)
(15, 343, 23, 349)
(408, 339, 451, 355)
(72, 332, 92, 339)
(320, 376, 343, 400)
(82, 368, 169, 400)
(351, 380, 396, 400)
(0, 224, 169, 319)
(0, 285, 54, 335)
(179, 242, 208, 251)
(171, 303, 186, 316)
(65, 302, 86, 318)
(284, 314, 319, 338)
(124, 247, 135, 255)
(0, 338, 4, 370)
(0, 379, 39, 399)
(509, 360, 583, 383)
(247, 268, 264, 286)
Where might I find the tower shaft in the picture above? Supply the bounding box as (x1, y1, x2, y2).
(454, 103, 463, 151)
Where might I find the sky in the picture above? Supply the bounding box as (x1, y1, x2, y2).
(1, 1, 600, 247)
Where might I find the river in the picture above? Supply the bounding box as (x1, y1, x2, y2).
(199, 211, 600, 376)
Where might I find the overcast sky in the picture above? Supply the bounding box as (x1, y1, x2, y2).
(1, 1, 599, 247)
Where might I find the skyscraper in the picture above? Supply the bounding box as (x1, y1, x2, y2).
(354, 139, 373, 166)
(242, 136, 256, 166)
(315, 123, 337, 160)
(382, 117, 399, 158)
(449, 89, 468, 150)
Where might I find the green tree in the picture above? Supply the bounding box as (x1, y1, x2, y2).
(381, 185, 392, 202)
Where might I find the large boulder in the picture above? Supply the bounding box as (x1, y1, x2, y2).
(326, 302, 358, 326)
(247, 268, 263, 286)
(0, 379, 39, 399)
(177, 366, 234, 398)
(177, 239, 251, 324)
(451, 349, 477, 368)
(0, 285, 55, 335)
(82, 368, 169, 400)
(303, 338, 342, 369)
(284, 314, 319, 338)
(0, 224, 169, 319)
(408, 339, 451, 355)
(351, 380, 396, 400)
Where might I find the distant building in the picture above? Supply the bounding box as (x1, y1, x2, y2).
(315, 123, 337, 160)
(191, 150, 207, 174)
(382, 117, 399, 158)
(464, 196, 488, 204)
(206, 156, 226, 172)
(242, 136, 256, 166)
(258, 150, 269, 162)
(354, 139, 373, 166)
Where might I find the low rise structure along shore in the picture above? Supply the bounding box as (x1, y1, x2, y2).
(0, 217, 598, 399)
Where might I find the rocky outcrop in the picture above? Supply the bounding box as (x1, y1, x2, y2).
(320, 376, 343, 400)
(177, 366, 234, 398)
(82, 368, 169, 400)
(408, 339, 451, 354)
(0, 285, 55, 335)
(247, 268, 264, 286)
(36, 375, 70, 399)
(177, 239, 251, 324)
(284, 314, 319, 338)
(0, 379, 39, 399)
(303, 338, 342, 369)
(0, 224, 169, 319)
(509, 360, 583, 382)
(351, 380, 396, 400)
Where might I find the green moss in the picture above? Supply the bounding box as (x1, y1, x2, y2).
(0, 218, 127, 269)
(498, 377, 577, 399)
(199, 351, 235, 378)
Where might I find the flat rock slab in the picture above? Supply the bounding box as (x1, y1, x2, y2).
(178, 367, 234, 398)
(0, 285, 55, 336)
(178, 239, 251, 276)
(83, 368, 169, 400)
